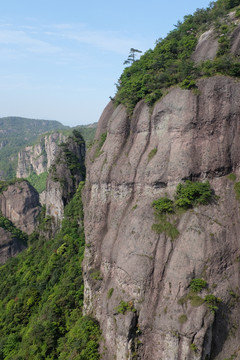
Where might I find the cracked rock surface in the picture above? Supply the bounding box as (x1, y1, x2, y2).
(83, 76, 240, 359)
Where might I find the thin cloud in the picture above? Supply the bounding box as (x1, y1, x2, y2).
(0, 22, 144, 58)
(45, 24, 141, 55)
(0, 28, 60, 53)
(66, 30, 137, 54)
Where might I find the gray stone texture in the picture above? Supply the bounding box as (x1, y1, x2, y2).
(83, 76, 240, 359)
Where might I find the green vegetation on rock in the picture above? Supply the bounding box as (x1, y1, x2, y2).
(115, 300, 136, 315)
(114, 0, 240, 114)
(148, 148, 157, 161)
(152, 218, 179, 240)
(0, 212, 28, 245)
(190, 294, 205, 307)
(227, 173, 237, 181)
(49, 130, 86, 191)
(152, 197, 174, 215)
(90, 269, 103, 281)
(189, 278, 207, 292)
(107, 288, 114, 299)
(0, 178, 25, 194)
(204, 294, 222, 313)
(175, 180, 212, 208)
(178, 314, 188, 324)
(234, 181, 240, 200)
(93, 132, 107, 159)
(178, 278, 221, 313)
(152, 181, 213, 239)
(190, 343, 198, 352)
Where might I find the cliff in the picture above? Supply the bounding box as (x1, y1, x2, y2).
(83, 80, 240, 359)
(82, 4, 240, 358)
(16, 132, 67, 178)
(44, 130, 86, 223)
(0, 228, 26, 265)
(0, 181, 41, 235)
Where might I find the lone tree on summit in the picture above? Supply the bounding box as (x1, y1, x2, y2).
(124, 48, 142, 65)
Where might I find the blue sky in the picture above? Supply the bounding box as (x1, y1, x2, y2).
(0, 0, 211, 126)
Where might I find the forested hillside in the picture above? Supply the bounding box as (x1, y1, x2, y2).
(0, 182, 101, 360)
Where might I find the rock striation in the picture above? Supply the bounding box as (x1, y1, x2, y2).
(83, 76, 240, 359)
(16, 132, 67, 178)
(0, 181, 41, 235)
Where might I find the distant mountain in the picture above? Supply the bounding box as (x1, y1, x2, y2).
(0, 117, 97, 180)
(74, 123, 97, 146)
(0, 117, 68, 180)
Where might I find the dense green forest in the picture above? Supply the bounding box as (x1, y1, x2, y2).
(0, 182, 101, 360)
(115, 0, 240, 113)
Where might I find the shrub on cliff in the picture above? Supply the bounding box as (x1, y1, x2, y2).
(152, 197, 174, 215)
(175, 180, 212, 208)
(189, 278, 207, 292)
(152, 181, 213, 239)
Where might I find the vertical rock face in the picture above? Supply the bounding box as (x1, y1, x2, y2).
(0, 181, 41, 235)
(83, 77, 240, 359)
(16, 132, 67, 178)
(45, 131, 86, 223)
(0, 228, 26, 265)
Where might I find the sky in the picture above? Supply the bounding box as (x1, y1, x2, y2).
(0, 0, 211, 127)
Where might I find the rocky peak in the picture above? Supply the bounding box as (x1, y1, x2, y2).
(44, 130, 86, 223)
(16, 132, 67, 178)
(0, 180, 41, 235)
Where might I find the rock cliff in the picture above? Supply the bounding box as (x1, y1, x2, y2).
(16, 132, 67, 178)
(83, 75, 240, 359)
(0, 181, 41, 235)
(45, 130, 86, 223)
(0, 227, 26, 265)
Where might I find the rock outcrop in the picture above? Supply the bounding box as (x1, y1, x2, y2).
(192, 12, 240, 64)
(16, 132, 67, 178)
(0, 181, 41, 235)
(83, 76, 240, 359)
(192, 28, 219, 63)
(45, 131, 85, 223)
(0, 228, 26, 265)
